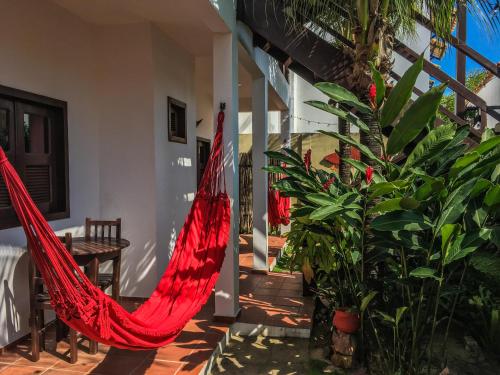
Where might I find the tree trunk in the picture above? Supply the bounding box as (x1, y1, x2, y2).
(359, 95, 381, 166)
(338, 117, 351, 184)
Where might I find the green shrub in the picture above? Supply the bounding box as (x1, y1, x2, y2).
(266, 57, 500, 374)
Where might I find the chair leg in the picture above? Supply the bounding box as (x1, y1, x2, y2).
(30, 314, 40, 362)
(56, 318, 63, 342)
(39, 310, 45, 352)
(112, 254, 121, 303)
(88, 258, 99, 355)
(69, 329, 78, 364)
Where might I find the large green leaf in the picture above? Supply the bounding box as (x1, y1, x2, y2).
(306, 193, 334, 206)
(343, 158, 385, 184)
(264, 151, 301, 167)
(273, 179, 304, 197)
(492, 164, 500, 182)
(436, 178, 478, 229)
(263, 166, 286, 174)
(369, 62, 386, 106)
(400, 124, 456, 176)
(466, 198, 488, 228)
(473, 135, 500, 155)
(369, 180, 409, 199)
(371, 211, 432, 231)
(481, 128, 495, 142)
(314, 82, 371, 113)
(450, 152, 480, 178)
(409, 267, 440, 280)
(396, 307, 408, 326)
(485, 185, 500, 207)
(468, 146, 500, 178)
(380, 54, 424, 127)
(444, 229, 492, 265)
(471, 251, 500, 281)
(387, 83, 447, 155)
(291, 206, 314, 218)
(367, 198, 404, 215)
(360, 291, 378, 313)
(415, 176, 445, 201)
(309, 205, 344, 220)
(285, 167, 321, 189)
(400, 197, 420, 209)
(432, 144, 468, 177)
(343, 157, 368, 173)
(384, 231, 429, 251)
(305, 100, 370, 133)
(319, 130, 385, 166)
(470, 178, 492, 199)
(440, 223, 461, 253)
(281, 147, 303, 164)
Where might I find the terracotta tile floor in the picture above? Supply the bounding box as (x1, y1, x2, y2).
(0, 235, 313, 375)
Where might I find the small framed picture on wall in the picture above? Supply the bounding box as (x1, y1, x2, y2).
(168, 97, 187, 144)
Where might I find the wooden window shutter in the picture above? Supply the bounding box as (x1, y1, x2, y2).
(15, 102, 59, 215)
(0, 85, 69, 229)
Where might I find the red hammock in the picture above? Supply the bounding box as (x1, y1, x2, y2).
(0, 111, 230, 350)
(268, 167, 290, 227)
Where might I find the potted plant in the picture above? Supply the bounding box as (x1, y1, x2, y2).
(333, 308, 360, 334)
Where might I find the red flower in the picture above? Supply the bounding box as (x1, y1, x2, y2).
(365, 166, 374, 184)
(304, 149, 312, 174)
(323, 177, 335, 191)
(368, 83, 377, 108)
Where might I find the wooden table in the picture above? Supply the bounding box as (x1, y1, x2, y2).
(70, 237, 129, 353)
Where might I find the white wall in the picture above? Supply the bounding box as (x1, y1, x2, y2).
(94, 22, 158, 298)
(477, 77, 500, 129)
(151, 25, 197, 282)
(0, 0, 201, 346)
(0, 0, 100, 347)
(195, 56, 215, 141)
(292, 73, 339, 134)
(393, 23, 431, 93)
(239, 111, 281, 134)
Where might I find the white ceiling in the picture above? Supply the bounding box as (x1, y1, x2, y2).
(51, 0, 287, 111)
(51, 0, 226, 56)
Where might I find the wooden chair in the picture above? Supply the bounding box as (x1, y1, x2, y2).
(28, 233, 78, 363)
(84, 218, 122, 302)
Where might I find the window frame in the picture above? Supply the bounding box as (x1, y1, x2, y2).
(0, 84, 69, 230)
(196, 136, 211, 187)
(167, 96, 187, 144)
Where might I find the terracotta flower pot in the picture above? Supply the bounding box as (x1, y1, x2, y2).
(333, 309, 360, 334)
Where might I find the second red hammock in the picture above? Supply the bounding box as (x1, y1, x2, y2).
(0, 111, 230, 350)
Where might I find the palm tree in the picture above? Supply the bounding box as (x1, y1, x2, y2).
(280, 0, 499, 179)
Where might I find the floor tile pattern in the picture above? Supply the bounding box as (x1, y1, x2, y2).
(0, 236, 312, 375)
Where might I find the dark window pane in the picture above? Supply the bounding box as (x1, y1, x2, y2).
(24, 113, 49, 154)
(0, 109, 8, 150)
(168, 97, 187, 143)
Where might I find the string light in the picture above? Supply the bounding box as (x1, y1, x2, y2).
(290, 114, 337, 127)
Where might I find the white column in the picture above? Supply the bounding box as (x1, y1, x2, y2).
(213, 32, 240, 319)
(252, 76, 269, 272)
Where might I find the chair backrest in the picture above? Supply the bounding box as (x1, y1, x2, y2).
(85, 218, 121, 241)
(28, 232, 72, 296)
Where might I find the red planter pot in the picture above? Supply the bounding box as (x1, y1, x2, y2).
(333, 309, 360, 334)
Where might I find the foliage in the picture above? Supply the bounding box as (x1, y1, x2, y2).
(266, 58, 500, 374)
(279, 0, 499, 91)
(438, 68, 492, 123)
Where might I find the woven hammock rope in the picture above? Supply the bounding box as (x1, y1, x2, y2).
(0, 111, 230, 350)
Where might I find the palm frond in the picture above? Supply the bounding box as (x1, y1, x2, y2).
(466, 0, 500, 34)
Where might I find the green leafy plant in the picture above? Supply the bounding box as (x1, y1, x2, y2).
(266, 58, 500, 374)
